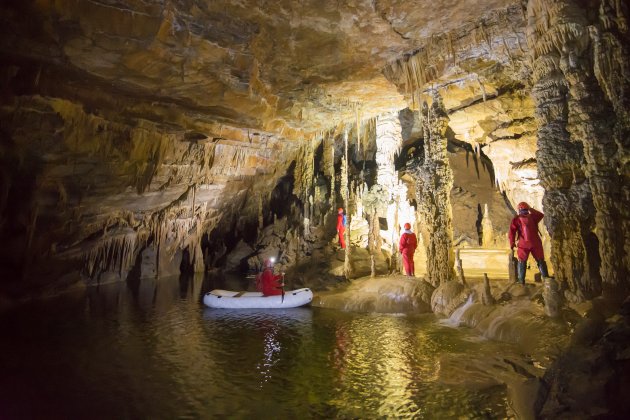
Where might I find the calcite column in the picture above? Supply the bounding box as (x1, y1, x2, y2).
(562, 37, 626, 291)
(374, 111, 415, 273)
(375, 113, 402, 188)
(408, 93, 454, 286)
(527, 0, 600, 297)
(591, 1, 630, 291)
(342, 131, 353, 278)
(528, 0, 629, 296)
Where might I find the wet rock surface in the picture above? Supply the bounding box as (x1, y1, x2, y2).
(313, 275, 435, 313)
(536, 297, 630, 418)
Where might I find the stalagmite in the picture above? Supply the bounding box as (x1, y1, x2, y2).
(456, 249, 467, 286)
(392, 204, 399, 274)
(368, 212, 378, 277)
(363, 185, 388, 278)
(481, 203, 494, 247)
(543, 276, 560, 317)
(508, 250, 517, 283)
(482, 273, 495, 305)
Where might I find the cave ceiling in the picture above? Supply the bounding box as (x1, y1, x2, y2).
(0, 0, 524, 140)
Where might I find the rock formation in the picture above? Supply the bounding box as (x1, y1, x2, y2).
(408, 93, 455, 286)
(527, 0, 629, 298)
(1, 1, 630, 416)
(0, 1, 627, 309)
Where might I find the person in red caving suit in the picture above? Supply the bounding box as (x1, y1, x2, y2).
(258, 258, 284, 296)
(399, 223, 418, 277)
(337, 207, 347, 249)
(508, 201, 549, 284)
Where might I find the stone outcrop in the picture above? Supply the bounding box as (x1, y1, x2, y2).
(536, 297, 630, 417)
(313, 275, 435, 313)
(430, 279, 470, 317)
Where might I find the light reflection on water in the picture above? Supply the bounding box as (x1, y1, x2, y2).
(0, 273, 519, 419)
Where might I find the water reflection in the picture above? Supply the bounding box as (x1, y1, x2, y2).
(0, 273, 526, 418)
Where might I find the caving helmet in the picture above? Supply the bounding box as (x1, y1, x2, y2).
(517, 202, 530, 215)
(404, 223, 411, 230)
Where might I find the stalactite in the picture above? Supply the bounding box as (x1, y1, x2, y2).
(355, 104, 361, 156)
(191, 183, 196, 218)
(478, 22, 492, 51)
(502, 36, 515, 66)
(368, 212, 378, 277)
(407, 93, 455, 287)
(477, 76, 487, 103)
(383, 6, 524, 106)
(383, 50, 431, 100)
(84, 228, 137, 279)
(375, 114, 403, 187)
(447, 31, 456, 64)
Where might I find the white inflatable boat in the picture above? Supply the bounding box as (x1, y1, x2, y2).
(203, 288, 313, 309)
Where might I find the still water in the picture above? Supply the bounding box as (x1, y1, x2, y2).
(0, 274, 528, 419)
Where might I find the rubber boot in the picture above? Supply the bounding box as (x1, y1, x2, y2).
(537, 260, 549, 278)
(517, 260, 527, 284)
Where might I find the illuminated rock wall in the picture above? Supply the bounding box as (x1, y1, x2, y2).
(0, 94, 296, 293)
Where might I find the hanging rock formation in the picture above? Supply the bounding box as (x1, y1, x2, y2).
(0, 94, 297, 291)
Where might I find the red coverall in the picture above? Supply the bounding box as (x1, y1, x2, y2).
(399, 231, 418, 276)
(337, 213, 346, 249)
(509, 208, 545, 261)
(260, 268, 283, 296)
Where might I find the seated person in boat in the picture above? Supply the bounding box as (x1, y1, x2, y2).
(257, 258, 284, 296)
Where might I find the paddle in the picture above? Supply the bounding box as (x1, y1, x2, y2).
(281, 272, 285, 303)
